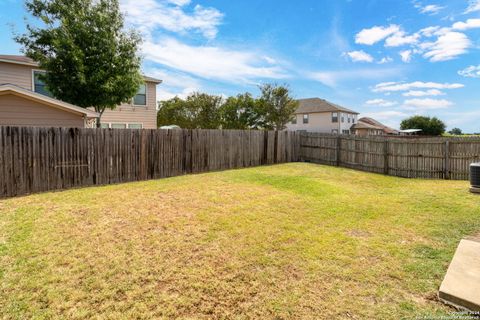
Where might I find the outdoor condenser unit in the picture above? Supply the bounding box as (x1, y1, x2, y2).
(470, 163, 480, 194)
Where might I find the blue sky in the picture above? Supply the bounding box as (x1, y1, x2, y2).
(1, 0, 480, 131)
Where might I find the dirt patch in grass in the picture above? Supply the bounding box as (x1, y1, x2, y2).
(1, 163, 478, 319)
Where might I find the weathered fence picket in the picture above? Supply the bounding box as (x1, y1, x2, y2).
(0, 127, 299, 198)
(1, 127, 480, 199)
(299, 133, 480, 180)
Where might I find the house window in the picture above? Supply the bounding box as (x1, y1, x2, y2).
(332, 129, 338, 134)
(348, 114, 351, 123)
(341, 113, 345, 123)
(332, 112, 338, 123)
(291, 116, 297, 124)
(342, 130, 350, 135)
(33, 71, 53, 97)
(100, 123, 110, 129)
(128, 123, 143, 129)
(133, 83, 146, 106)
(111, 123, 127, 129)
(303, 114, 309, 124)
(352, 115, 356, 124)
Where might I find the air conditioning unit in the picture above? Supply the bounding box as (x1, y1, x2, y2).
(470, 163, 480, 194)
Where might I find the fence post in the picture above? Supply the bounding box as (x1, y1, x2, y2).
(384, 139, 389, 175)
(444, 140, 450, 180)
(336, 135, 341, 166)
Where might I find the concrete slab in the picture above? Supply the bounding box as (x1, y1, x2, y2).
(439, 239, 480, 311)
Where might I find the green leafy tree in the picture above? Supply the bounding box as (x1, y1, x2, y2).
(448, 128, 463, 135)
(400, 116, 446, 136)
(185, 93, 223, 129)
(220, 93, 259, 129)
(157, 93, 223, 129)
(157, 97, 192, 129)
(16, 0, 143, 127)
(256, 84, 298, 130)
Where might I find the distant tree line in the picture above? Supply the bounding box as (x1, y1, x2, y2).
(157, 84, 299, 130)
(400, 116, 446, 136)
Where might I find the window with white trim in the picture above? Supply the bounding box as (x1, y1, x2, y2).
(128, 123, 143, 129)
(111, 123, 127, 129)
(33, 71, 53, 97)
(303, 114, 309, 124)
(100, 123, 110, 128)
(332, 112, 338, 123)
(291, 116, 297, 124)
(133, 83, 146, 106)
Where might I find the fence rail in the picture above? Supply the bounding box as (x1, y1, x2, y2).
(0, 126, 299, 198)
(299, 133, 480, 180)
(1, 127, 480, 199)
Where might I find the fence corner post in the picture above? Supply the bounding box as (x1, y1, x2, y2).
(445, 140, 450, 180)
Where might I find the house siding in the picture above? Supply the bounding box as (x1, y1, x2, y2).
(0, 93, 84, 127)
(0, 61, 159, 128)
(0, 62, 34, 90)
(99, 82, 157, 129)
(286, 112, 356, 133)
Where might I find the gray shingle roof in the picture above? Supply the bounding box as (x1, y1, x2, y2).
(295, 98, 359, 114)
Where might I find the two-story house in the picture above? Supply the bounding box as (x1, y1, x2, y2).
(0, 55, 161, 128)
(286, 98, 359, 134)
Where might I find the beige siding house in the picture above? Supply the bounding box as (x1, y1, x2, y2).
(0, 55, 162, 128)
(286, 98, 359, 134)
(351, 117, 399, 136)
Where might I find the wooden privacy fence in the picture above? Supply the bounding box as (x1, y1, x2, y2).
(299, 133, 480, 180)
(2, 127, 480, 198)
(0, 126, 300, 198)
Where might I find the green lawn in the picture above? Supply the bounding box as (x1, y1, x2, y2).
(1, 163, 479, 319)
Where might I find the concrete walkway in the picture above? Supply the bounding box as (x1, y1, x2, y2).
(439, 238, 480, 311)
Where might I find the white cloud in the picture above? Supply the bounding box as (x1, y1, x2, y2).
(452, 19, 480, 30)
(422, 31, 471, 62)
(308, 68, 402, 87)
(399, 50, 413, 62)
(365, 99, 397, 107)
(157, 87, 198, 101)
(403, 98, 453, 110)
(373, 81, 464, 92)
(355, 24, 400, 45)
(378, 57, 393, 64)
(146, 68, 202, 89)
(167, 0, 191, 5)
(345, 50, 374, 62)
(403, 89, 445, 97)
(419, 4, 445, 15)
(465, 0, 480, 13)
(458, 65, 480, 78)
(120, 0, 223, 39)
(142, 37, 288, 83)
(385, 31, 420, 47)
(420, 26, 441, 37)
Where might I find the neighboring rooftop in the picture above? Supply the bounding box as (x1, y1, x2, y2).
(0, 54, 162, 83)
(0, 54, 37, 66)
(295, 98, 359, 115)
(356, 117, 399, 134)
(0, 83, 99, 118)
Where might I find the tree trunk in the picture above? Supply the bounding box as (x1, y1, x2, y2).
(96, 107, 106, 128)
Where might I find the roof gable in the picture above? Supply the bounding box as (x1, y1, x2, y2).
(0, 84, 99, 118)
(295, 98, 359, 114)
